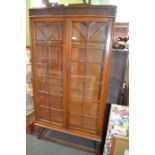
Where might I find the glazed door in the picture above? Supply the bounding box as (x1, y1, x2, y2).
(67, 18, 112, 135)
(32, 18, 66, 127)
(31, 17, 113, 135)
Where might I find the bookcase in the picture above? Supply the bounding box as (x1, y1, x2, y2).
(30, 4, 116, 153)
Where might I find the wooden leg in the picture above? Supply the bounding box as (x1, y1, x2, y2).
(26, 123, 33, 134)
(93, 141, 101, 155)
(97, 142, 101, 155)
(26, 110, 35, 134)
(26, 115, 34, 134)
(37, 128, 47, 139)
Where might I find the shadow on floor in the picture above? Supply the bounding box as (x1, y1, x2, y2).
(26, 134, 94, 155)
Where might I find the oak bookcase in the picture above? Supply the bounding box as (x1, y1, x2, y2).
(30, 4, 116, 154)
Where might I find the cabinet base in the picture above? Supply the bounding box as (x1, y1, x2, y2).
(34, 123, 101, 155)
(34, 121, 101, 142)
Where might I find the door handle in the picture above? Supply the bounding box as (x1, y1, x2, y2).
(67, 59, 72, 71)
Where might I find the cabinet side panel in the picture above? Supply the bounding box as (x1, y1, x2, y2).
(97, 19, 114, 135)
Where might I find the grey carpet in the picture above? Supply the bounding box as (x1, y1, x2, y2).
(26, 134, 94, 155)
(46, 130, 94, 149)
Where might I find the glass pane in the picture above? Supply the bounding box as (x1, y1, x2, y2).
(37, 76, 50, 92)
(50, 85, 63, 95)
(70, 88, 83, 104)
(50, 96, 63, 110)
(69, 102, 82, 113)
(82, 116, 96, 131)
(38, 92, 49, 107)
(82, 101, 98, 116)
(72, 48, 85, 62)
(84, 89, 100, 101)
(71, 62, 102, 82)
(36, 46, 63, 62)
(71, 62, 85, 77)
(36, 63, 48, 76)
(72, 22, 107, 43)
(35, 22, 63, 41)
(38, 107, 50, 122)
(48, 61, 63, 75)
(70, 78, 101, 101)
(50, 110, 63, 123)
(49, 47, 63, 61)
(69, 113, 97, 131)
(86, 49, 104, 64)
(70, 77, 83, 90)
(85, 63, 103, 82)
(36, 46, 48, 59)
(85, 81, 101, 93)
(69, 113, 81, 128)
(72, 48, 105, 64)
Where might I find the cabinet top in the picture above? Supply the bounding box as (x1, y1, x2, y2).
(29, 5, 117, 18)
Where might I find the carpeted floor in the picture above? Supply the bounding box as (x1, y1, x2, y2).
(26, 134, 94, 155)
